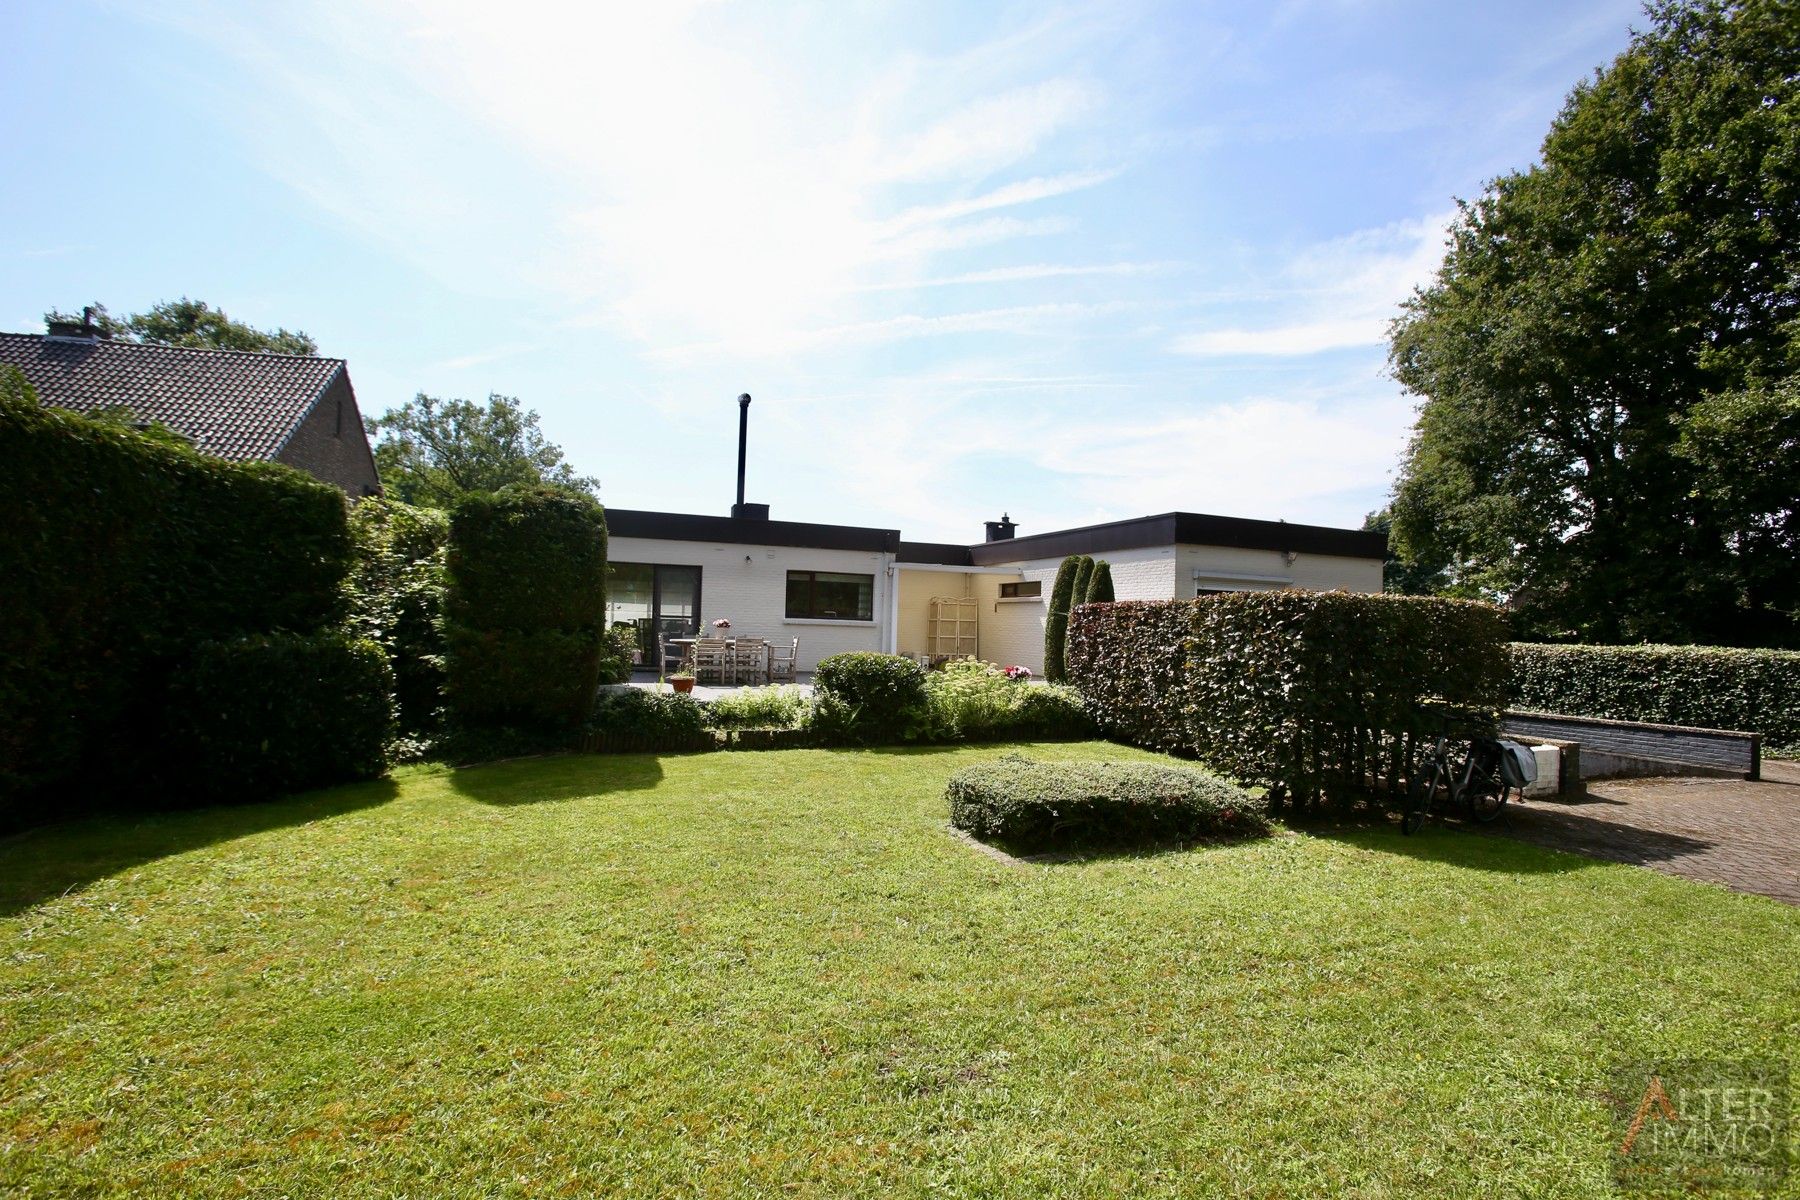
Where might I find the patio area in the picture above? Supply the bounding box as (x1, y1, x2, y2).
(622, 671, 815, 701)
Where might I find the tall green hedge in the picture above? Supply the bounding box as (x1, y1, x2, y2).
(1043, 556, 1081, 682)
(1068, 593, 1511, 811)
(0, 377, 356, 821)
(1511, 643, 1800, 753)
(444, 485, 608, 732)
(168, 632, 394, 803)
(346, 498, 449, 736)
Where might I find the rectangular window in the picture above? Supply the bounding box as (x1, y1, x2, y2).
(785, 570, 874, 621)
(999, 580, 1042, 599)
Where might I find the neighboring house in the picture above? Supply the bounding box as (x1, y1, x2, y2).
(607, 506, 1385, 675)
(0, 325, 382, 496)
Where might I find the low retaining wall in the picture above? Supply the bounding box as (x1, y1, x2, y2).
(1502, 711, 1760, 781)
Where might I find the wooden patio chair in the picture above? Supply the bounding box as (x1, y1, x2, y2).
(767, 637, 799, 683)
(732, 638, 768, 686)
(692, 638, 732, 685)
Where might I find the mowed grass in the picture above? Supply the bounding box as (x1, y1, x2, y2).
(2, 743, 1796, 1198)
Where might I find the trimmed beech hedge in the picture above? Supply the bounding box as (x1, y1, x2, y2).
(1, 378, 353, 818)
(1512, 643, 1800, 753)
(946, 755, 1269, 852)
(444, 486, 608, 732)
(168, 632, 393, 803)
(1068, 592, 1511, 810)
(812, 652, 931, 744)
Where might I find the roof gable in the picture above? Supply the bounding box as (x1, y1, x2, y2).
(0, 332, 346, 462)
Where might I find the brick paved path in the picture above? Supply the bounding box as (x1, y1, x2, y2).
(1486, 762, 1800, 905)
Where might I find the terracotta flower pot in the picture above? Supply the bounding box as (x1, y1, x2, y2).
(671, 677, 695, 694)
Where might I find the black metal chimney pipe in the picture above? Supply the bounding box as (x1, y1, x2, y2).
(735, 393, 751, 509)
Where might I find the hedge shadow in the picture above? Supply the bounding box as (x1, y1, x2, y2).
(0, 777, 399, 918)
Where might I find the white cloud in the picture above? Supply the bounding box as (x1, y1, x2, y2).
(856, 260, 1170, 291)
(873, 80, 1101, 182)
(1170, 212, 1451, 359)
(166, 1, 1118, 355)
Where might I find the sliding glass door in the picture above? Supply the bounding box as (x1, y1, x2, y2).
(608, 563, 702, 667)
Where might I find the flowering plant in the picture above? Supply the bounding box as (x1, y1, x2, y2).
(1002, 665, 1032, 681)
(711, 618, 732, 632)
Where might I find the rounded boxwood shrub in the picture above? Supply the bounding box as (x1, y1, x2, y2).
(811, 652, 930, 744)
(167, 631, 394, 803)
(947, 755, 1268, 853)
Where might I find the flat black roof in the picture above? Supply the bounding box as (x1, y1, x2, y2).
(606, 507, 1383, 563)
(968, 511, 1386, 565)
(606, 508, 900, 554)
(896, 540, 976, 566)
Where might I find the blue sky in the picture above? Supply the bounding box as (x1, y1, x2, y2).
(2, 1, 1643, 542)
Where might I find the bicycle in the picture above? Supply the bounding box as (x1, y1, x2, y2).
(1402, 712, 1520, 836)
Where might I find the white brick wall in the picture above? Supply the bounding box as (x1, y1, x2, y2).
(610, 535, 890, 672)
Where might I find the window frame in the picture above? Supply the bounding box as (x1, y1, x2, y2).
(784, 569, 875, 622)
(998, 580, 1042, 599)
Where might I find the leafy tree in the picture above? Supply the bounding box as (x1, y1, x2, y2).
(45, 298, 318, 355)
(1386, 0, 1799, 646)
(369, 392, 598, 508)
(1043, 555, 1081, 682)
(1085, 560, 1115, 604)
(1361, 510, 1451, 596)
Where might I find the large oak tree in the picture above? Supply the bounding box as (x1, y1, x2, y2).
(1386, 0, 1798, 646)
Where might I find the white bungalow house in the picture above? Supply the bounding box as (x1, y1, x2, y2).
(605, 506, 1385, 676)
(606, 395, 1384, 676)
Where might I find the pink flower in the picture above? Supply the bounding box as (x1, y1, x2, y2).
(712, 618, 732, 631)
(1002, 665, 1032, 681)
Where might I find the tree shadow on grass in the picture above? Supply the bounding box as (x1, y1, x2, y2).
(444, 752, 665, 807)
(0, 776, 400, 918)
(1292, 806, 1714, 876)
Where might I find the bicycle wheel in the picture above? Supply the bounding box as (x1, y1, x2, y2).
(1462, 748, 1508, 824)
(1402, 762, 1441, 835)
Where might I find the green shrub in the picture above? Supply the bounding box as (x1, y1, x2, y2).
(1070, 556, 1095, 614)
(0, 377, 353, 821)
(1069, 593, 1511, 811)
(590, 688, 709, 739)
(444, 485, 608, 733)
(811, 652, 931, 744)
(946, 755, 1269, 853)
(1511, 643, 1800, 754)
(703, 686, 811, 730)
(166, 632, 393, 803)
(925, 658, 1018, 739)
(345, 498, 448, 736)
(597, 626, 638, 686)
(1008, 683, 1097, 739)
(1085, 560, 1115, 603)
(1043, 556, 1081, 682)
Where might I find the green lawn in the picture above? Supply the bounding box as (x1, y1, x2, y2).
(3, 743, 1795, 1197)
